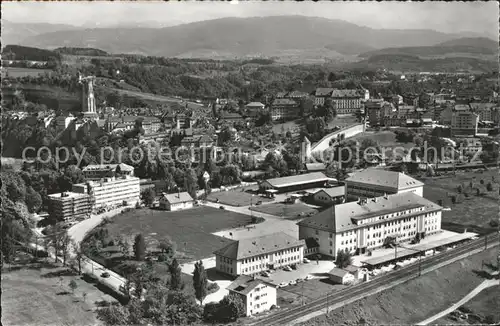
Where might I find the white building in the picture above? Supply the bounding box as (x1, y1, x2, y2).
(227, 275, 277, 316)
(72, 175, 140, 209)
(298, 192, 442, 258)
(345, 170, 424, 199)
(82, 163, 135, 181)
(159, 192, 194, 211)
(451, 111, 479, 136)
(312, 186, 346, 206)
(328, 268, 355, 284)
(214, 232, 305, 276)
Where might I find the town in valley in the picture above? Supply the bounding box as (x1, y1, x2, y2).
(1, 2, 499, 326)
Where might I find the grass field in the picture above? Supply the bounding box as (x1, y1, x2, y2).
(299, 246, 499, 326)
(2, 67, 53, 78)
(250, 202, 319, 219)
(277, 278, 347, 309)
(421, 169, 499, 234)
(1, 259, 117, 326)
(352, 130, 415, 158)
(98, 206, 253, 261)
(206, 187, 271, 206)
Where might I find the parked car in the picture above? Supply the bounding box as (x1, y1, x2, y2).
(305, 275, 313, 280)
(278, 282, 287, 288)
(289, 280, 297, 286)
(303, 258, 310, 263)
(219, 206, 225, 210)
(291, 264, 297, 270)
(284, 266, 292, 272)
(261, 271, 270, 277)
(296, 278, 304, 283)
(255, 201, 262, 205)
(101, 272, 110, 278)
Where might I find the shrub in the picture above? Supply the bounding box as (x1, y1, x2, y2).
(207, 282, 220, 294)
(451, 195, 457, 204)
(457, 185, 463, 193)
(486, 182, 493, 191)
(489, 219, 499, 227)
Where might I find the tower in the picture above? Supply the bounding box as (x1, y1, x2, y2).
(79, 74, 98, 120)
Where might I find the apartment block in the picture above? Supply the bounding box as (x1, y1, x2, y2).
(47, 191, 93, 221)
(227, 275, 277, 316)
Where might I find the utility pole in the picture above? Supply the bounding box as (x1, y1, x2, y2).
(301, 281, 304, 306)
(418, 252, 422, 276)
(484, 234, 488, 249)
(326, 292, 329, 314)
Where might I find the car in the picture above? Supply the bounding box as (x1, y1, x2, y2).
(291, 264, 297, 270)
(261, 271, 270, 277)
(303, 258, 310, 263)
(101, 272, 110, 278)
(219, 206, 225, 210)
(278, 282, 287, 288)
(255, 201, 262, 205)
(284, 266, 292, 272)
(296, 278, 304, 283)
(305, 275, 313, 280)
(289, 280, 297, 286)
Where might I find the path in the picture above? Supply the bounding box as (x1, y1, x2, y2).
(417, 277, 500, 325)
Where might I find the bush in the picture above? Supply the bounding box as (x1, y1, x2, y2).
(457, 185, 463, 193)
(451, 195, 457, 204)
(489, 219, 499, 227)
(486, 182, 493, 191)
(207, 282, 220, 294)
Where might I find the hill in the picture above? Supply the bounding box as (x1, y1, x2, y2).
(2, 45, 62, 62)
(350, 54, 496, 73)
(1, 20, 81, 47)
(14, 16, 478, 60)
(55, 47, 109, 56)
(358, 37, 497, 59)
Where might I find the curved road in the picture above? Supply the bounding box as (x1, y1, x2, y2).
(252, 234, 499, 326)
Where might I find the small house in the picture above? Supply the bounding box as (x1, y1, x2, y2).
(159, 192, 194, 211)
(328, 268, 355, 284)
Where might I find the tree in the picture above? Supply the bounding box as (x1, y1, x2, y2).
(480, 179, 485, 185)
(133, 233, 146, 261)
(457, 185, 463, 194)
(140, 188, 156, 207)
(159, 236, 176, 257)
(219, 294, 245, 321)
(69, 279, 78, 294)
(71, 240, 84, 274)
(184, 168, 199, 200)
(335, 249, 352, 269)
(60, 232, 72, 266)
(486, 182, 493, 191)
(97, 304, 131, 325)
(168, 258, 183, 291)
(25, 186, 42, 213)
(193, 260, 208, 304)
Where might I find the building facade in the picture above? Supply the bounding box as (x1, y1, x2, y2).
(72, 176, 140, 209)
(214, 232, 305, 276)
(82, 163, 135, 181)
(312, 187, 346, 206)
(270, 98, 300, 121)
(227, 275, 277, 316)
(451, 111, 479, 136)
(298, 192, 443, 258)
(47, 192, 93, 221)
(345, 170, 424, 199)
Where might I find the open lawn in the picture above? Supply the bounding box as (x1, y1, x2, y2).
(95, 206, 253, 261)
(250, 202, 319, 219)
(1, 259, 117, 326)
(206, 186, 271, 206)
(299, 246, 499, 326)
(2, 67, 53, 78)
(421, 169, 499, 234)
(352, 130, 415, 158)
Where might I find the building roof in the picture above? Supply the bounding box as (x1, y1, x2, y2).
(286, 91, 309, 98)
(83, 163, 134, 173)
(328, 268, 350, 278)
(454, 104, 470, 111)
(246, 102, 265, 108)
(330, 89, 361, 98)
(272, 98, 298, 106)
(262, 172, 330, 189)
(316, 186, 345, 198)
(305, 163, 327, 171)
(227, 275, 275, 295)
(213, 232, 305, 260)
(343, 265, 359, 273)
(315, 88, 334, 96)
(220, 111, 243, 120)
(298, 192, 441, 233)
(48, 191, 91, 200)
(161, 192, 193, 204)
(345, 169, 423, 191)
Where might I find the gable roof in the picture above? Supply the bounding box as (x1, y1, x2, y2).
(305, 163, 327, 171)
(345, 169, 423, 190)
(315, 88, 334, 96)
(316, 186, 345, 198)
(328, 268, 351, 278)
(213, 232, 305, 260)
(298, 192, 441, 233)
(245, 102, 265, 108)
(304, 237, 319, 249)
(227, 275, 276, 295)
(262, 172, 330, 189)
(161, 192, 193, 204)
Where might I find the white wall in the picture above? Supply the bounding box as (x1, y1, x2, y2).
(311, 124, 365, 154)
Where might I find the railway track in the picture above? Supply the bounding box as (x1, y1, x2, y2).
(253, 234, 499, 325)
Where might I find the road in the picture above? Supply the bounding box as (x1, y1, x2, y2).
(251, 234, 499, 326)
(417, 277, 499, 325)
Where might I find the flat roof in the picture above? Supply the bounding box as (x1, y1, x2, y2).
(48, 192, 90, 200)
(262, 172, 330, 189)
(362, 233, 477, 266)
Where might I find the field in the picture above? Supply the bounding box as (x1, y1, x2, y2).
(206, 187, 272, 206)
(97, 206, 254, 261)
(1, 258, 117, 326)
(351, 130, 415, 158)
(2, 67, 53, 78)
(250, 202, 319, 219)
(299, 246, 499, 326)
(277, 278, 347, 309)
(421, 169, 499, 234)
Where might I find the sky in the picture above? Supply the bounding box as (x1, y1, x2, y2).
(2, 1, 498, 37)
